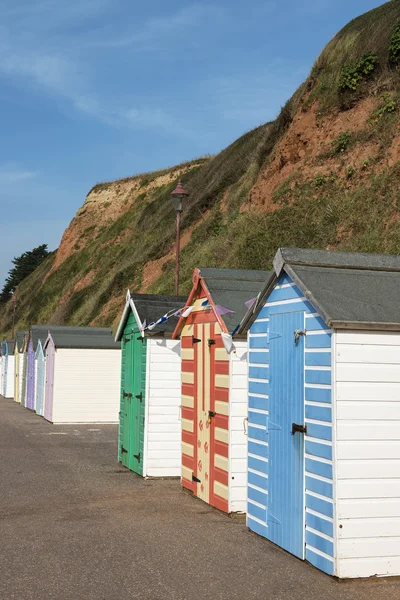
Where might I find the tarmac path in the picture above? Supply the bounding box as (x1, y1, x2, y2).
(1, 398, 399, 600)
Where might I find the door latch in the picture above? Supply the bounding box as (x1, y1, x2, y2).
(291, 423, 307, 435)
(208, 410, 216, 418)
(208, 339, 216, 347)
(123, 392, 132, 398)
(135, 392, 143, 402)
(294, 329, 306, 345)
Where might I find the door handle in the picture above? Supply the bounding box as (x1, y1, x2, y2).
(291, 423, 307, 435)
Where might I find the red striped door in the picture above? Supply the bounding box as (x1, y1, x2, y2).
(180, 316, 230, 512)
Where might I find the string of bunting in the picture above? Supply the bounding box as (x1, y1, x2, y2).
(140, 293, 260, 344)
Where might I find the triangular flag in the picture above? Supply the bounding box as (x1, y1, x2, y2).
(221, 333, 235, 354)
(215, 304, 234, 316)
(231, 324, 240, 337)
(245, 298, 256, 310)
(182, 306, 194, 318)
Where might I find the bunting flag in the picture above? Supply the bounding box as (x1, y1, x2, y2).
(245, 297, 257, 310)
(182, 305, 194, 318)
(221, 332, 235, 354)
(215, 304, 234, 316)
(231, 323, 240, 337)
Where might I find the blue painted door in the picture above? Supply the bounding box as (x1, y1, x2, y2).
(268, 311, 305, 559)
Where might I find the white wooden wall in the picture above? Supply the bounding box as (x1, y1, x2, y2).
(145, 338, 182, 477)
(52, 348, 121, 424)
(5, 356, 15, 399)
(229, 340, 248, 513)
(0, 357, 5, 396)
(335, 330, 400, 578)
(18, 353, 24, 398)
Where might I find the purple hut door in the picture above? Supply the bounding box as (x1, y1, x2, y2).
(44, 342, 55, 422)
(26, 341, 35, 410)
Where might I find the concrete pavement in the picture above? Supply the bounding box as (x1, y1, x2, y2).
(1, 398, 399, 600)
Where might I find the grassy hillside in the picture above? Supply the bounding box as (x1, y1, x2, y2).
(2, 0, 400, 335)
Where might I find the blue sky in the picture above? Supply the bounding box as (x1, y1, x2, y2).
(0, 0, 384, 286)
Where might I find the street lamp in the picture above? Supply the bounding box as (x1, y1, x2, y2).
(171, 180, 189, 295)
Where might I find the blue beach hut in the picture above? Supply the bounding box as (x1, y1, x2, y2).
(238, 248, 400, 579)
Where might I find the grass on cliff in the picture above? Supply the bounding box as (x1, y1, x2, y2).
(305, 1, 400, 112)
(150, 160, 400, 296)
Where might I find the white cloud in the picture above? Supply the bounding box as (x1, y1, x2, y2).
(88, 4, 225, 49)
(0, 163, 36, 184)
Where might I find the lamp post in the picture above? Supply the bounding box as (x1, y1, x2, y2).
(11, 292, 17, 339)
(171, 181, 189, 296)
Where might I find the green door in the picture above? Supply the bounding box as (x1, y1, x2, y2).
(121, 332, 133, 469)
(119, 316, 146, 476)
(130, 331, 144, 474)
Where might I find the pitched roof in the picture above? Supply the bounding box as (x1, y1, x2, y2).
(45, 327, 119, 350)
(30, 325, 112, 351)
(173, 267, 269, 337)
(5, 340, 16, 355)
(15, 331, 28, 352)
(115, 292, 187, 340)
(240, 247, 400, 332)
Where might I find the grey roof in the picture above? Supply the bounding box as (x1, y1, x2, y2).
(47, 327, 119, 350)
(5, 340, 15, 355)
(199, 267, 270, 333)
(116, 294, 187, 340)
(15, 331, 28, 352)
(30, 325, 112, 351)
(241, 247, 400, 332)
(133, 294, 187, 336)
(274, 247, 400, 272)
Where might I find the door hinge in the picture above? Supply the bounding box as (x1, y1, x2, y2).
(124, 337, 131, 343)
(192, 474, 201, 483)
(133, 452, 141, 462)
(192, 335, 201, 345)
(135, 392, 143, 402)
(208, 339, 216, 347)
(121, 446, 128, 454)
(123, 392, 132, 398)
(137, 335, 144, 341)
(294, 329, 306, 345)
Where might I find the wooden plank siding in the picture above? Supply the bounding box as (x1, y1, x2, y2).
(146, 338, 181, 477)
(247, 273, 334, 576)
(335, 330, 400, 578)
(51, 348, 120, 424)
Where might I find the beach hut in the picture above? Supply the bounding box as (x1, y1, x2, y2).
(172, 267, 268, 514)
(20, 333, 28, 407)
(1, 340, 15, 398)
(25, 326, 51, 411)
(0, 342, 5, 396)
(238, 247, 400, 579)
(35, 340, 46, 416)
(14, 331, 27, 404)
(115, 292, 186, 478)
(43, 327, 120, 424)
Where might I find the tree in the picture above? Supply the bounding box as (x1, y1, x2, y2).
(0, 244, 50, 303)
